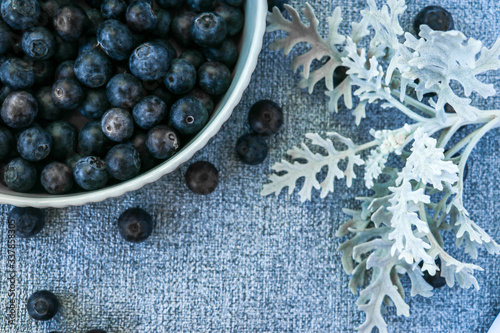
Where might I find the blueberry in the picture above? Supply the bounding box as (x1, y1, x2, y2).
(0, 86, 12, 105)
(235, 133, 268, 165)
(1, 0, 40, 30)
(97, 19, 134, 61)
(203, 39, 238, 69)
(423, 258, 447, 289)
(132, 95, 167, 130)
(414, 6, 454, 35)
(153, 9, 171, 38)
(51, 78, 85, 110)
(198, 61, 231, 96)
(248, 100, 283, 135)
(152, 39, 177, 60)
(190, 12, 227, 47)
(187, 0, 216, 12)
(73, 156, 108, 190)
(78, 89, 110, 119)
(1, 91, 38, 129)
(157, 0, 183, 9)
(4, 158, 37, 192)
(186, 88, 214, 115)
(45, 120, 76, 159)
(221, 0, 244, 7)
(74, 50, 112, 88)
(101, 108, 134, 142)
(151, 86, 174, 106)
(129, 132, 158, 171)
(180, 49, 205, 69)
(126, 1, 157, 32)
(27, 290, 59, 321)
(129, 42, 171, 81)
(40, 0, 60, 18)
(54, 60, 75, 81)
(105, 143, 141, 180)
(41, 162, 73, 194)
(0, 58, 35, 90)
(171, 11, 196, 47)
(117, 207, 153, 242)
(8, 206, 44, 238)
(185, 161, 218, 195)
(101, 0, 127, 19)
(214, 3, 243, 36)
(170, 97, 208, 135)
(78, 120, 109, 156)
(78, 37, 99, 55)
(164, 58, 196, 95)
(54, 37, 79, 62)
(106, 73, 145, 108)
(28, 59, 55, 86)
(0, 21, 11, 55)
(53, 5, 89, 42)
(0, 126, 13, 160)
(267, 0, 287, 12)
(145, 125, 179, 159)
(333, 66, 348, 87)
(17, 127, 52, 162)
(21, 27, 56, 60)
(65, 152, 84, 169)
(86, 8, 104, 35)
(85, 0, 103, 9)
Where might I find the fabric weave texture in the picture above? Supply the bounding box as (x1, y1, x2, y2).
(1, 0, 500, 332)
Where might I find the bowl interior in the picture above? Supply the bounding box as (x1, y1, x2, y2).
(0, 0, 268, 208)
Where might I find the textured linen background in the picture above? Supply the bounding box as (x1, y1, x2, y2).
(1, 0, 500, 332)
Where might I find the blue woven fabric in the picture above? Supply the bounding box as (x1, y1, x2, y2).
(1, 0, 500, 332)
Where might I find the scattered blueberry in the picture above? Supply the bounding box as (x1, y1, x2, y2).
(198, 61, 231, 95)
(101, 108, 134, 142)
(1, 0, 40, 30)
(54, 60, 75, 81)
(27, 290, 59, 321)
(74, 49, 113, 88)
(170, 97, 208, 135)
(86, 330, 107, 333)
(129, 42, 171, 81)
(78, 89, 110, 119)
(153, 9, 171, 38)
(45, 120, 76, 159)
(22, 27, 56, 60)
(190, 12, 227, 47)
(101, 0, 127, 19)
(235, 133, 268, 165)
(145, 125, 180, 159)
(117, 207, 153, 242)
(125, 0, 157, 32)
(203, 39, 238, 68)
(78, 120, 109, 156)
(53, 5, 89, 42)
(0, 58, 35, 90)
(1, 91, 38, 129)
(97, 19, 135, 61)
(51, 78, 85, 110)
(164, 58, 197, 95)
(17, 127, 52, 162)
(73, 156, 109, 190)
(333, 66, 348, 87)
(132, 95, 167, 130)
(187, 0, 216, 12)
(185, 161, 219, 195)
(157, 0, 183, 9)
(414, 6, 454, 35)
(4, 158, 37, 192)
(171, 11, 197, 47)
(186, 88, 214, 115)
(105, 143, 141, 180)
(106, 73, 145, 108)
(41, 162, 73, 194)
(423, 258, 447, 289)
(248, 100, 283, 135)
(180, 49, 205, 69)
(214, 3, 243, 36)
(0, 126, 13, 160)
(8, 206, 45, 238)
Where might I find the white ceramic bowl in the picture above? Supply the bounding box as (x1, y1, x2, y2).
(1, 0, 268, 208)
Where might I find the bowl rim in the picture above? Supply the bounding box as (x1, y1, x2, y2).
(0, 0, 268, 208)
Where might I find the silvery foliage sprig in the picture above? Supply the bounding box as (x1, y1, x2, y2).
(263, 1, 500, 332)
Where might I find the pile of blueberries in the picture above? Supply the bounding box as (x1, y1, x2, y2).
(0, 0, 244, 195)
